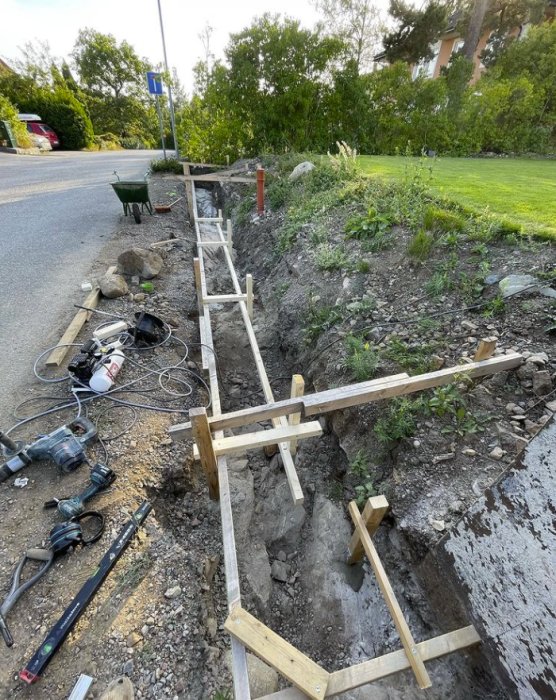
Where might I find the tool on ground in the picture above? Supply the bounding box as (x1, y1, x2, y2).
(45, 464, 116, 519)
(132, 311, 166, 346)
(68, 338, 126, 392)
(0, 417, 97, 484)
(93, 320, 129, 342)
(0, 512, 104, 647)
(20, 501, 152, 683)
(0, 431, 22, 456)
(154, 195, 183, 213)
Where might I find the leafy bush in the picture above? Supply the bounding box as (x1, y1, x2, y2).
(92, 133, 121, 150)
(150, 157, 183, 174)
(423, 206, 465, 233)
(0, 94, 31, 147)
(267, 177, 293, 209)
(374, 398, 421, 443)
(385, 337, 433, 374)
(345, 207, 394, 241)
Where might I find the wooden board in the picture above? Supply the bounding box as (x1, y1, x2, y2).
(257, 626, 481, 699)
(190, 407, 219, 500)
(225, 607, 329, 700)
(348, 495, 389, 564)
(45, 266, 117, 366)
(193, 421, 322, 459)
(348, 501, 431, 689)
(168, 374, 410, 440)
(203, 294, 248, 304)
(183, 174, 255, 183)
(303, 353, 523, 415)
(474, 337, 497, 361)
(288, 375, 305, 456)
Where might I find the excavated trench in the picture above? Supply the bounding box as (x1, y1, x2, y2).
(194, 183, 506, 699)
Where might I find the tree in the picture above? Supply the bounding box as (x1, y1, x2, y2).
(312, 0, 383, 72)
(382, 0, 448, 64)
(11, 40, 61, 87)
(224, 14, 345, 152)
(72, 29, 148, 99)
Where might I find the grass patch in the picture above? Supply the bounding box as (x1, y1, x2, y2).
(384, 337, 433, 374)
(423, 205, 466, 233)
(359, 155, 556, 240)
(150, 157, 183, 174)
(407, 229, 434, 260)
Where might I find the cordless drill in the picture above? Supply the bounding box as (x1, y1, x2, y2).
(45, 463, 116, 519)
(0, 417, 97, 484)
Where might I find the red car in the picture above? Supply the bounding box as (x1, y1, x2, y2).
(19, 114, 60, 149)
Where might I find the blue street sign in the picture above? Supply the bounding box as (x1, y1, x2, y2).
(147, 71, 164, 95)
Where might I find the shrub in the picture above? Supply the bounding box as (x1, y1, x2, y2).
(345, 207, 393, 241)
(35, 88, 94, 149)
(374, 398, 421, 443)
(267, 177, 293, 209)
(423, 206, 465, 233)
(407, 229, 434, 261)
(0, 94, 31, 148)
(150, 157, 183, 174)
(92, 133, 121, 150)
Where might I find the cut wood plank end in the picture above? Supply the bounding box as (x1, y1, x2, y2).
(348, 495, 389, 564)
(288, 374, 305, 456)
(225, 607, 329, 700)
(474, 336, 497, 361)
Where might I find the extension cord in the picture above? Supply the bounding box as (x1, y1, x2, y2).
(93, 321, 129, 341)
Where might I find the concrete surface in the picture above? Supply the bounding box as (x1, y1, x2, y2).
(438, 416, 556, 699)
(0, 150, 160, 429)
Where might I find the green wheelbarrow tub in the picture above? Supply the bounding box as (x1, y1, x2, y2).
(110, 181, 153, 216)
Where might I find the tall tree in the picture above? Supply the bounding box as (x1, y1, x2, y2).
(382, 0, 448, 64)
(462, 0, 491, 58)
(72, 29, 148, 99)
(312, 0, 383, 72)
(12, 40, 60, 86)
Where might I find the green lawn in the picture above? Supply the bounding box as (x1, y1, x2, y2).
(358, 156, 556, 240)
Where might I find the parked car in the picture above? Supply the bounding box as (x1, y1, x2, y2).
(18, 113, 60, 149)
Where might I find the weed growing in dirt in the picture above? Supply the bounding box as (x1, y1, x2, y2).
(355, 479, 377, 508)
(350, 449, 370, 478)
(343, 336, 380, 381)
(267, 177, 294, 209)
(425, 255, 458, 296)
(345, 207, 393, 243)
(315, 244, 349, 271)
(482, 294, 506, 317)
(356, 259, 371, 273)
(212, 690, 233, 700)
(310, 223, 329, 246)
(426, 384, 465, 418)
(304, 301, 344, 342)
(417, 317, 442, 332)
(374, 397, 421, 443)
(150, 157, 183, 174)
(275, 281, 290, 300)
(407, 229, 434, 261)
(235, 191, 256, 227)
(384, 337, 433, 374)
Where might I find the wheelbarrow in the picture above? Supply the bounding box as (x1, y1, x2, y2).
(110, 170, 153, 224)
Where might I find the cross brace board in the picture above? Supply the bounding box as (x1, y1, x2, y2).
(192, 421, 323, 459)
(169, 351, 522, 440)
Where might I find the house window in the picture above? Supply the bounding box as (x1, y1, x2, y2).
(413, 41, 441, 79)
(452, 39, 464, 54)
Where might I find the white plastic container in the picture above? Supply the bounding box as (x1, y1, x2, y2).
(89, 350, 125, 392)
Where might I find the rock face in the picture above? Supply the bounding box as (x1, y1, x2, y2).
(438, 416, 556, 699)
(224, 651, 279, 697)
(100, 272, 129, 299)
(117, 248, 163, 279)
(289, 161, 315, 181)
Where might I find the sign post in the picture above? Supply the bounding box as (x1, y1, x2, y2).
(146, 71, 166, 160)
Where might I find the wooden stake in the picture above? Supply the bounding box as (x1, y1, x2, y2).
(348, 495, 389, 564)
(225, 607, 329, 699)
(227, 219, 233, 253)
(183, 163, 195, 225)
(288, 375, 305, 456)
(474, 336, 497, 361)
(190, 407, 219, 500)
(348, 501, 432, 689)
(246, 274, 253, 320)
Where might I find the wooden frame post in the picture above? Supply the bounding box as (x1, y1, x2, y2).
(288, 375, 305, 456)
(246, 274, 253, 320)
(348, 501, 432, 689)
(474, 336, 497, 361)
(190, 407, 219, 500)
(256, 167, 265, 215)
(347, 495, 388, 564)
(227, 219, 233, 254)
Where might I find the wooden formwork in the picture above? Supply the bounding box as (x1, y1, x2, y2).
(178, 174, 522, 699)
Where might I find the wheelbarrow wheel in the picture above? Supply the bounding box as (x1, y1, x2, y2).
(132, 203, 141, 224)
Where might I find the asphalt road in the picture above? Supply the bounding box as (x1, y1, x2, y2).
(0, 149, 159, 429)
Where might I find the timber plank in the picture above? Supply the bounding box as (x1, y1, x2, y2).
(348, 495, 389, 564)
(303, 353, 523, 415)
(225, 607, 329, 700)
(349, 501, 432, 688)
(193, 421, 322, 459)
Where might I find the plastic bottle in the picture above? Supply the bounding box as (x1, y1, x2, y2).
(89, 350, 125, 393)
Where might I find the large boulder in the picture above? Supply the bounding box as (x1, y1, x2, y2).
(117, 248, 163, 279)
(99, 272, 129, 299)
(289, 161, 315, 181)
